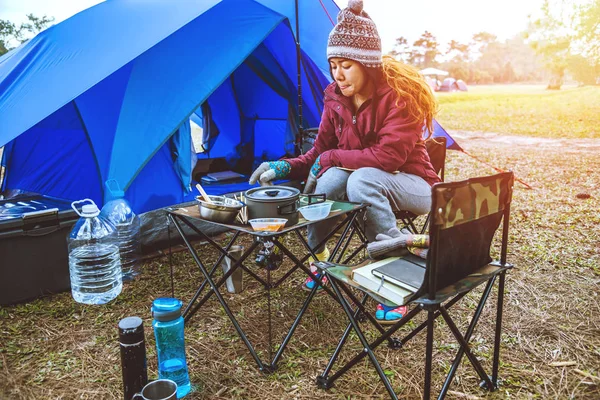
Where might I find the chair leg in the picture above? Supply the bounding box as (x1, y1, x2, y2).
(401, 217, 419, 233)
(439, 278, 496, 398)
(319, 293, 369, 383)
(419, 213, 431, 234)
(328, 278, 399, 400)
(321, 305, 421, 390)
(439, 307, 494, 391)
(492, 271, 506, 386)
(424, 309, 435, 400)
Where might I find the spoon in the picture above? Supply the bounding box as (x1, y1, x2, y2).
(195, 183, 214, 204)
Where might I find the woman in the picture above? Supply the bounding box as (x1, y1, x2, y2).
(249, 0, 439, 323)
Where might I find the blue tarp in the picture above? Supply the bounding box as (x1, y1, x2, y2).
(0, 0, 338, 213)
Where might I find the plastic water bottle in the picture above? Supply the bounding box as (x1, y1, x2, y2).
(152, 298, 191, 398)
(68, 199, 123, 305)
(100, 198, 141, 281)
(101, 180, 141, 281)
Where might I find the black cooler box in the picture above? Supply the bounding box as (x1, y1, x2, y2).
(0, 195, 79, 305)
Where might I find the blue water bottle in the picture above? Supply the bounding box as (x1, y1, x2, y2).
(151, 298, 191, 398)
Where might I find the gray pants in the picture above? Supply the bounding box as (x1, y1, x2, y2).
(308, 167, 432, 252)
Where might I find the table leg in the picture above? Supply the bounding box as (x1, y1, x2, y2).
(169, 215, 268, 371)
(184, 240, 261, 322)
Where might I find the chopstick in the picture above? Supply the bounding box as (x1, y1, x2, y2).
(241, 193, 248, 224)
(234, 193, 248, 225)
(195, 183, 213, 204)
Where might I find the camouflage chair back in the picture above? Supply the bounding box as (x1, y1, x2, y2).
(421, 170, 513, 299)
(315, 172, 514, 400)
(395, 136, 447, 233)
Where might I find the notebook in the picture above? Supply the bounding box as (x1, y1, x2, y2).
(200, 170, 245, 183)
(351, 258, 414, 305)
(371, 255, 426, 292)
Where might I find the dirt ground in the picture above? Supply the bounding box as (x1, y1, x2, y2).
(1, 131, 599, 399)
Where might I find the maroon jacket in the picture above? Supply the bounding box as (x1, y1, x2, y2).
(287, 80, 440, 186)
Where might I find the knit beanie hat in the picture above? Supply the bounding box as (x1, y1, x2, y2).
(327, 0, 382, 68)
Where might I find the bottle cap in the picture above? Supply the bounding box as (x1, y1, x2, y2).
(118, 316, 145, 344)
(81, 203, 100, 217)
(152, 298, 183, 322)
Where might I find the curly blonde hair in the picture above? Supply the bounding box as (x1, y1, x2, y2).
(381, 56, 438, 137)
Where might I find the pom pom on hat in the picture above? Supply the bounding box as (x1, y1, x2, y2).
(327, 0, 382, 67)
(348, 0, 363, 14)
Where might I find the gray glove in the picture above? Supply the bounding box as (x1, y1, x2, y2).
(249, 161, 290, 186)
(303, 155, 322, 194)
(303, 171, 318, 194)
(367, 227, 412, 259)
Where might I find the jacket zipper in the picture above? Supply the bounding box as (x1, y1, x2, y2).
(331, 98, 372, 147)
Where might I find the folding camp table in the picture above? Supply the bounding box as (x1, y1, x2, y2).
(166, 194, 369, 372)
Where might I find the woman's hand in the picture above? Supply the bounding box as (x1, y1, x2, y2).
(303, 155, 323, 194)
(249, 161, 291, 186)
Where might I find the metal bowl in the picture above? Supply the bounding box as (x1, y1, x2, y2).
(196, 195, 244, 224)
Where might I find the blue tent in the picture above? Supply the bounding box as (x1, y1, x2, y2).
(0, 0, 458, 214)
(0, 0, 339, 213)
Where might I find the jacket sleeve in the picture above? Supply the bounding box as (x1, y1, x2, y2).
(287, 107, 339, 179)
(319, 106, 422, 173)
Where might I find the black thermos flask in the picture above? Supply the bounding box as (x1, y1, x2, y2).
(118, 316, 148, 400)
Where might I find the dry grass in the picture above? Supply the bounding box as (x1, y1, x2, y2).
(1, 135, 599, 399)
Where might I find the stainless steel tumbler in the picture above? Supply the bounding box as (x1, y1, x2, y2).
(221, 245, 244, 293)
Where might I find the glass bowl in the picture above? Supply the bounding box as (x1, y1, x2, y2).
(248, 218, 287, 232)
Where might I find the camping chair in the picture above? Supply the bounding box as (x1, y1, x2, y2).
(395, 136, 447, 233)
(314, 171, 514, 400)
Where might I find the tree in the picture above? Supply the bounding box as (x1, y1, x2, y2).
(567, 54, 598, 85)
(388, 36, 410, 63)
(0, 19, 19, 55)
(409, 31, 440, 68)
(471, 32, 498, 56)
(573, 0, 600, 67)
(526, 0, 574, 89)
(0, 14, 54, 56)
(501, 61, 517, 82)
(446, 40, 470, 63)
(504, 34, 547, 82)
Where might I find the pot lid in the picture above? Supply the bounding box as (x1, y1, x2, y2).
(245, 186, 300, 202)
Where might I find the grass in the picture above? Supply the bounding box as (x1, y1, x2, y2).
(1, 85, 600, 399)
(435, 84, 600, 139)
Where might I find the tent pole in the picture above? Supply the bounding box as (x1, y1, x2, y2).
(295, 0, 304, 154)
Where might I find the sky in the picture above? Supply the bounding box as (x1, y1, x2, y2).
(333, 0, 548, 51)
(1, 0, 549, 52)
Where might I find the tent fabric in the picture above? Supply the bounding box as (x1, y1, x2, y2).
(256, 0, 338, 76)
(0, 0, 461, 215)
(429, 120, 463, 151)
(0, 0, 338, 213)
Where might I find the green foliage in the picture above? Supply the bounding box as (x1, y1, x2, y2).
(573, 0, 600, 65)
(447, 62, 469, 82)
(567, 54, 599, 85)
(0, 14, 54, 56)
(393, 29, 543, 85)
(388, 36, 410, 63)
(446, 40, 470, 63)
(527, 0, 600, 89)
(408, 31, 441, 68)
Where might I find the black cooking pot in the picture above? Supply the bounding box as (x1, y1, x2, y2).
(245, 186, 300, 226)
(244, 186, 327, 227)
